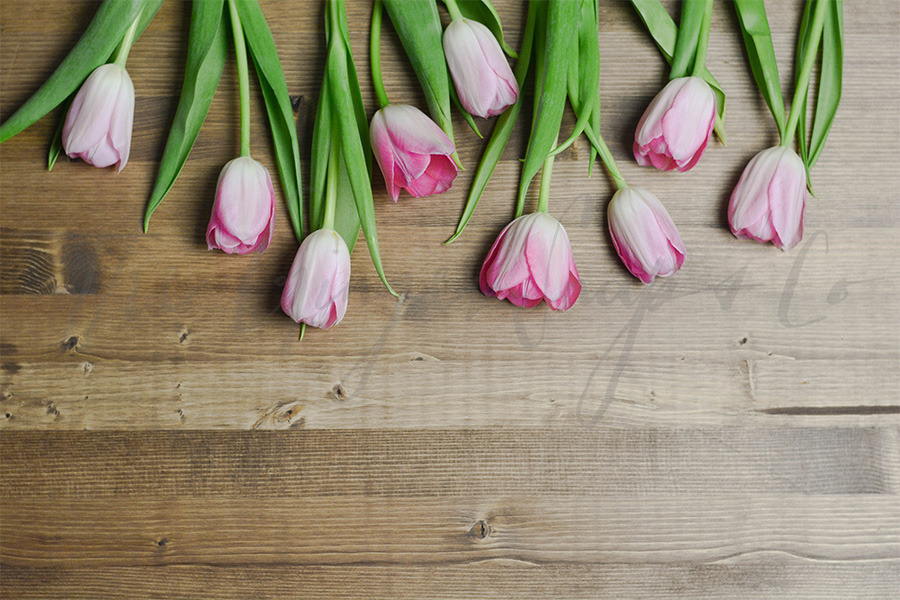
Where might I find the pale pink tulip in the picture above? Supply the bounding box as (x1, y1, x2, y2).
(369, 104, 458, 201)
(206, 156, 275, 254)
(607, 187, 685, 284)
(479, 212, 581, 310)
(728, 146, 806, 250)
(633, 76, 716, 172)
(281, 228, 351, 329)
(443, 18, 518, 118)
(62, 63, 135, 172)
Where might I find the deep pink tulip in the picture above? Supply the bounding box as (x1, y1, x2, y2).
(728, 146, 807, 251)
(281, 228, 351, 330)
(479, 212, 581, 311)
(443, 18, 518, 118)
(607, 187, 685, 284)
(62, 64, 135, 172)
(206, 156, 276, 254)
(633, 76, 716, 172)
(369, 104, 458, 202)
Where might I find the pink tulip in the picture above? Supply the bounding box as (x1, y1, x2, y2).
(728, 146, 807, 251)
(479, 212, 581, 311)
(607, 186, 685, 284)
(61, 63, 135, 172)
(369, 104, 459, 202)
(281, 228, 351, 329)
(633, 76, 716, 172)
(206, 156, 276, 254)
(443, 18, 518, 118)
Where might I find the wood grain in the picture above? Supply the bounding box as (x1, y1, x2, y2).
(1, 0, 898, 598)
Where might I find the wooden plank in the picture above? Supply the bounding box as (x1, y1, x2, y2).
(3, 563, 900, 600)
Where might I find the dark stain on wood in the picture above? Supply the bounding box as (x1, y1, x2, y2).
(61, 236, 100, 294)
(758, 406, 900, 416)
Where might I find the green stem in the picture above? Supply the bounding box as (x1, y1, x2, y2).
(536, 150, 555, 213)
(691, 0, 713, 77)
(370, 0, 390, 108)
(443, 0, 464, 21)
(782, 0, 827, 148)
(112, 8, 143, 68)
(322, 123, 340, 231)
(593, 132, 628, 190)
(228, 0, 251, 157)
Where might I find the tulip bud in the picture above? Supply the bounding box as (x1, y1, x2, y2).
(480, 212, 581, 311)
(633, 76, 716, 172)
(281, 228, 351, 329)
(61, 63, 135, 172)
(369, 104, 459, 202)
(443, 18, 518, 119)
(728, 146, 806, 250)
(607, 187, 686, 284)
(206, 156, 276, 254)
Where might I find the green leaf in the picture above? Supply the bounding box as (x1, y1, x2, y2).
(235, 0, 304, 242)
(454, 0, 517, 57)
(143, 0, 227, 231)
(446, 0, 539, 244)
(629, 0, 726, 143)
(515, 0, 578, 217)
(669, 0, 706, 79)
(382, 0, 456, 149)
(733, 0, 786, 138)
(551, 0, 599, 158)
(808, 0, 842, 170)
(327, 0, 395, 296)
(0, 0, 162, 143)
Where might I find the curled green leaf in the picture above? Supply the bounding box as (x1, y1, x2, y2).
(733, 0, 786, 139)
(144, 0, 227, 231)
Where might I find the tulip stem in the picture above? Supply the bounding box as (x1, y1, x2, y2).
(228, 0, 251, 157)
(536, 137, 557, 213)
(782, 0, 827, 148)
(691, 0, 713, 78)
(443, 0, 464, 21)
(593, 132, 628, 191)
(323, 122, 340, 231)
(113, 9, 143, 68)
(370, 0, 391, 109)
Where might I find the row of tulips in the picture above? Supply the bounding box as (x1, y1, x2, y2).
(0, 0, 841, 335)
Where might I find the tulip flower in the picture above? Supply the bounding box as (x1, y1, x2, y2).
(480, 212, 581, 311)
(728, 146, 806, 251)
(370, 104, 459, 201)
(607, 186, 685, 284)
(633, 76, 716, 173)
(443, 18, 518, 119)
(206, 156, 276, 254)
(281, 228, 351, 329)
(61, 64, 135, 172)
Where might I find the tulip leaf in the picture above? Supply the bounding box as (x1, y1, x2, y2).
(47, 92, 75, 170)
(515, 0, 578, 218)
(454, 0, 517, 58)
(382, 0, 456, 150)
(669, 0, 705, 79)
(0, 0, 162, 143)
(808, 0, 842, 171)
(446, 0, 538, 244)
(143, 0, 227, 231)
(234, 0, 304, 242)
(629, 0, 726, 143)
(733, 0, 786, 139)
(327, 0, 395, 296)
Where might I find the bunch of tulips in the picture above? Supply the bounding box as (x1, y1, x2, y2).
(0, 0, 842, 335)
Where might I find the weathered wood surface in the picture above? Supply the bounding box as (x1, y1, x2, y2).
(1, 1, 898, 598)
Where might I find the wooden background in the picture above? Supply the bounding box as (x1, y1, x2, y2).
(1, 1, 898, 597)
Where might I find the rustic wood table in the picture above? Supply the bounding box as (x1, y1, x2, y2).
(2, 1, 898, 598)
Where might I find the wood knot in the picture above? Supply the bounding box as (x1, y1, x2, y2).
(469, 519, 490, 540)
(61, 336, 79, 352)
(331, 384, 347, 401)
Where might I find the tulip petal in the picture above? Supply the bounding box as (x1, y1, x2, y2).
(63, 65, 123, 155)
(768, 153, 807, 250)
(381, 104, 455, 156)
